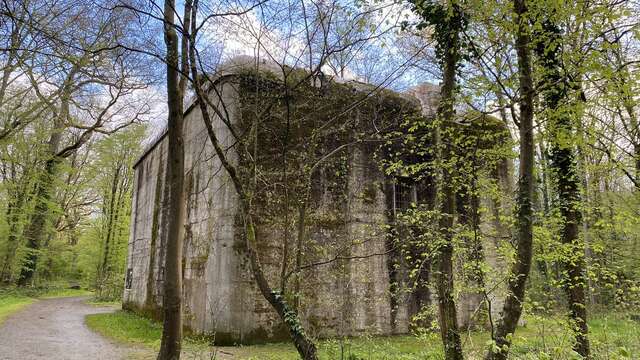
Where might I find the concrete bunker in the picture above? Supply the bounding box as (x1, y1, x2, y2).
(123, 57, 514, 344)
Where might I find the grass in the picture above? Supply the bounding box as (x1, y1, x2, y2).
(85, 311, 219, 360)
(86, 311, 163, 349)
(0, 294, 35, 325)
(37, 287, 93, 298)
(84, 310, 640, 360)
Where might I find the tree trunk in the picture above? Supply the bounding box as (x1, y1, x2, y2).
(1, 181, 29, 282)
(98, 165, 121, 294)
(16, 156, 59, 286)
(16, 80, 71, 286)
(187, 2, 318, 357)
(485, 0, 535, 358)
(434, 3, 463, 357)
(536, 120, 551, 216)
(156, 0, 188, 358)
(435, 183, 463, 360)
(534, 19, 590, 359)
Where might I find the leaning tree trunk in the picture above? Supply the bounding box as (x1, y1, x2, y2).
(485, 0, 535, 358)
(156, 0, 188, 358)
(534, 19, 590, 359)
(187, 2, 318, 358)
(195, 101, 320, 360)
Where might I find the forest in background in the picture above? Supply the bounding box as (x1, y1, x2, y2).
(1, 0, 639, 359)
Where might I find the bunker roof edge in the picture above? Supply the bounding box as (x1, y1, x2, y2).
(133, 55, 435, 168)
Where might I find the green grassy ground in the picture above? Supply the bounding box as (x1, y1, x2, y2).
(86, 311, 163, 349)
(85, 310, 640, 359)
(0, 294, 35, 325)
(37, 288, 93, 298)
(0, 286, 93, 325)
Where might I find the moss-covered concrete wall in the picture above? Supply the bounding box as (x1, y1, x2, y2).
(123, 57, 514, 343)
(123, 58, 419, 343)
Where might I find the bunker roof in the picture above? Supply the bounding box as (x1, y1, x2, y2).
(134, 55, 434, 168)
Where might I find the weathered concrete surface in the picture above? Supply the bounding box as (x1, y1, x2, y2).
(124, 79, 271, 342)
(0, 297, 128, 360)
(124, 66, 413, 342)
(124, 57, 513, 342)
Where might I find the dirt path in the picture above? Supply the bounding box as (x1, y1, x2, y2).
(0, 296, 129, 360)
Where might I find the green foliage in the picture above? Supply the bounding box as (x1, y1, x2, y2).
(88, 310, 640, 359)
(0, 120, 145, 296)
(381, 107, 516, 331)
(404, 0, 471, 67)
(274, 290, 307, 337)
(90, 125, 146, 300)
(2, 1, 640, 357)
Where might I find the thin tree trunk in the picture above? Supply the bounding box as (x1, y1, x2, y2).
(98, 165, 122, 293)
(436, 182, 463, 360)
(187, 4, 318, 356)
(533, 120, 552, 293)
(294, 199, 307, 310)
(536, 121, 551, 216)
(156, 0, 189, 358)
(434, 3, 463, 357)
(534, 19, 590, 359)
(485, 0, 535, 358)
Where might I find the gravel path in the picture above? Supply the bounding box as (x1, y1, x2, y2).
(0, 296, 128, 360)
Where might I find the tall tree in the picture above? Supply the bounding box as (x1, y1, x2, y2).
(485, 0, 535, 358)
(533, 11, 590, 358)
(3, 0, 149, 286)
(407, 1, 467, 358)
(156, 0, 191, 358)
(0, 132, 42, 282)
